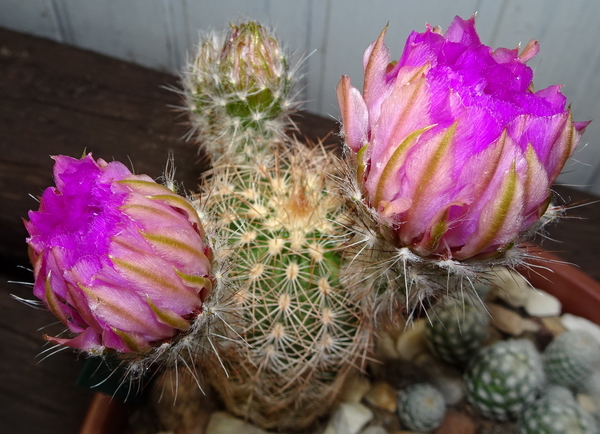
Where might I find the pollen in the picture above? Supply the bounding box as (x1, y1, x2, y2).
(268, 237, 285, 255)
(286, 262, 300, 281)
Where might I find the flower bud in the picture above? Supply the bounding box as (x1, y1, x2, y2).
(25, 154, 212, 355)
(337, 15, 589, 261)
(184, 20, 297, 160)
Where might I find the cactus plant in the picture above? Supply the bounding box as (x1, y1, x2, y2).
(517, 387, 597, 434)
(544, 330, 600, 391)
(197, 142, 372, 429)
(425, 297, 489, 365)
(397, 383, 446, 432)
(182, 20, 299, 162)
(465, 339, 545, 420)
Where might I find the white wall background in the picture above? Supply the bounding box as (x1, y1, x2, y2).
(2, 0, 600, 194)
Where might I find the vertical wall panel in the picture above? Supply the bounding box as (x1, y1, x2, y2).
(0, 0, 61, 40)
(303, 0, 330, 115)
(0, 0, 599, 193)
(53, 0, 176, 71)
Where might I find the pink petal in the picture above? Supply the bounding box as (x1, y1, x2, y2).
(336, 76, 369, 152)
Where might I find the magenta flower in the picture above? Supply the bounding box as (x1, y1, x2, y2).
(25, 154, 212, 354)
(337, 16, 589, 261)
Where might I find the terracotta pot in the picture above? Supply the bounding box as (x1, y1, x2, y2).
(79, 246, 600, 434)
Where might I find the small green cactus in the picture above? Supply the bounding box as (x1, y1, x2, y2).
(397, 383, 446, 432)
(425, 297, 489, 364)
(465, 339, 545, 420)
(517, 387, 597, 434)
(198, 143, 371, 430)
(182, 20, 298, 161)
(544, 330, 600, 391)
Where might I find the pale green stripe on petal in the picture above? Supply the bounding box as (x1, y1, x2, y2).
(409, 123, 457, 212)
(374, 124, 435, 206)
(44, 271, 69, 327)
(175, 269, 213, 294)
(117, 179, 178, 196)
(110, 257, 199, 303)
(147, 297, 191, 331)
(356, 143, 369, 186)
(142, 232, 209, 264)
(110, 327, 152, 353)
(146, 194, 205, 238)
(458, 163, 519, 260)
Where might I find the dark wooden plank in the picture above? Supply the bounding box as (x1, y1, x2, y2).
(0, 272, 92, 434)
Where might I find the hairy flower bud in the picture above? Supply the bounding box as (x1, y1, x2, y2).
(220, 21, 288, 116)
(183, 20, 298, 161)
(337, 16, 589, 261)
(25, 154, 212, 355)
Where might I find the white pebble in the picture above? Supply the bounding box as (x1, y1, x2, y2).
(328, 403, 373, 434)
(360, 426, 387, 434)
(488, 268, 531, 307)
(364, 381, 398, 412)
(561, 314, 600, 346)
(414, 354, 465, 405)
(396, 319, 428, 361)
(524, 288, 562, 317)
(488, 302, 540, 336)
(339, 375, 371, 404)
(577, 393, 598, 414)
(205, 412, 268, 434)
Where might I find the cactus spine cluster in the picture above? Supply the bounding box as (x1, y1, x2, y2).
(397, 383, 446, 432)
(464, 339, 545, 420)
(184, 21, 372, 430)
(543, 330, 600, 391)
(517, 387, 597, 434)
(425, 297, 489, 365)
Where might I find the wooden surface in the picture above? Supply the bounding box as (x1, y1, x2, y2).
(0, 27, 599, 434)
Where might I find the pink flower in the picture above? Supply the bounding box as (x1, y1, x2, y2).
(25, 154, 212, 354)
(337, 16, 589, 260)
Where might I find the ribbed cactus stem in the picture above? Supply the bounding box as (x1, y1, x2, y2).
(197, 142, 372, 429)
